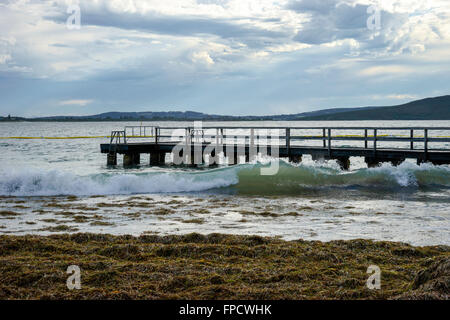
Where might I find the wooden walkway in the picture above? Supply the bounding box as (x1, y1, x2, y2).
(100, 126, 450, 169)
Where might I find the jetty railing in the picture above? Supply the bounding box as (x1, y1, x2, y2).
(110, 130, 126, 144)
(124, 126, 157, 140)
(132, 126, 450, 151)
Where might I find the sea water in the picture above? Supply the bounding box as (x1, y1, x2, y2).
(0, 120, 449, 246)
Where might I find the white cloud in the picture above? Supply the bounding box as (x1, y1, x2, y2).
(1, 0, 449, 81)
(370, 94, 419, 100)
(191, 51, 215, 66)
(59, 99, 93, 106)
(359, 65, 413, 76)
(386, 94, 418, 100)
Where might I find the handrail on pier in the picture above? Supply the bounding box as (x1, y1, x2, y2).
(109, 126, 450, 154)
(110, 130, 126, 145)
(124, 126, 157, 138)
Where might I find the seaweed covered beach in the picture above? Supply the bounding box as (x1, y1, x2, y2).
(0, 233, 448, 300)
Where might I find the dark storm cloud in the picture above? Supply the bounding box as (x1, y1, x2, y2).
(287, 0, 337, 14)
(287, 0, 401, 46)
(47, 8, 287, 47)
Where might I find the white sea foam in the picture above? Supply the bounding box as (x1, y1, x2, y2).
(0, 166, 239, 196)
(0, 161, 449, 196)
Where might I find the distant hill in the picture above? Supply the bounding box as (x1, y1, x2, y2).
(2, 95, 449, 121)
(3, 107, 372, 122)
(299, 96, 450, 120)
(0, 116, 26, 121)
(32, 111, 233, 121)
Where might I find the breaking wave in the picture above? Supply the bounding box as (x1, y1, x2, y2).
(235, 161, 450, 194)
(0, 166, 239, 196)
(0, 161, 450, 196)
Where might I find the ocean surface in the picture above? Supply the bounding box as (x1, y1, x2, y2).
(1, 120, 450, 246)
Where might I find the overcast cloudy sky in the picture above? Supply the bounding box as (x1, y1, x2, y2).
(1, 0, 449, 116)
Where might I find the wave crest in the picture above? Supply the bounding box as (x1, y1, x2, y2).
(235, 161, 450, 194)
(0, 167, 239, 196)
(0, 161, 449, 196)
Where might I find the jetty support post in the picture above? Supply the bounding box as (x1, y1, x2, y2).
(107, 153, 117, 166)
(150, 152, 159, 166)
(365, 157, 380, 168)
(159, 152, 166, 164)
(150, 152, 166, 166)
(289, 154, 302, 164)
(390, 158, 405, 166)
(124, 153, 140, 167)
(335, 156, 350, 171)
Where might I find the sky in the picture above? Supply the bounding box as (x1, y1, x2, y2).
(0, 0, 449, 117)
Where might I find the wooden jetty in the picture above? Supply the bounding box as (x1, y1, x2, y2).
(100, 126, 450, 169)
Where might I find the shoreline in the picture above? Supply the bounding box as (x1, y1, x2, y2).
(1, 233, 448, 300)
